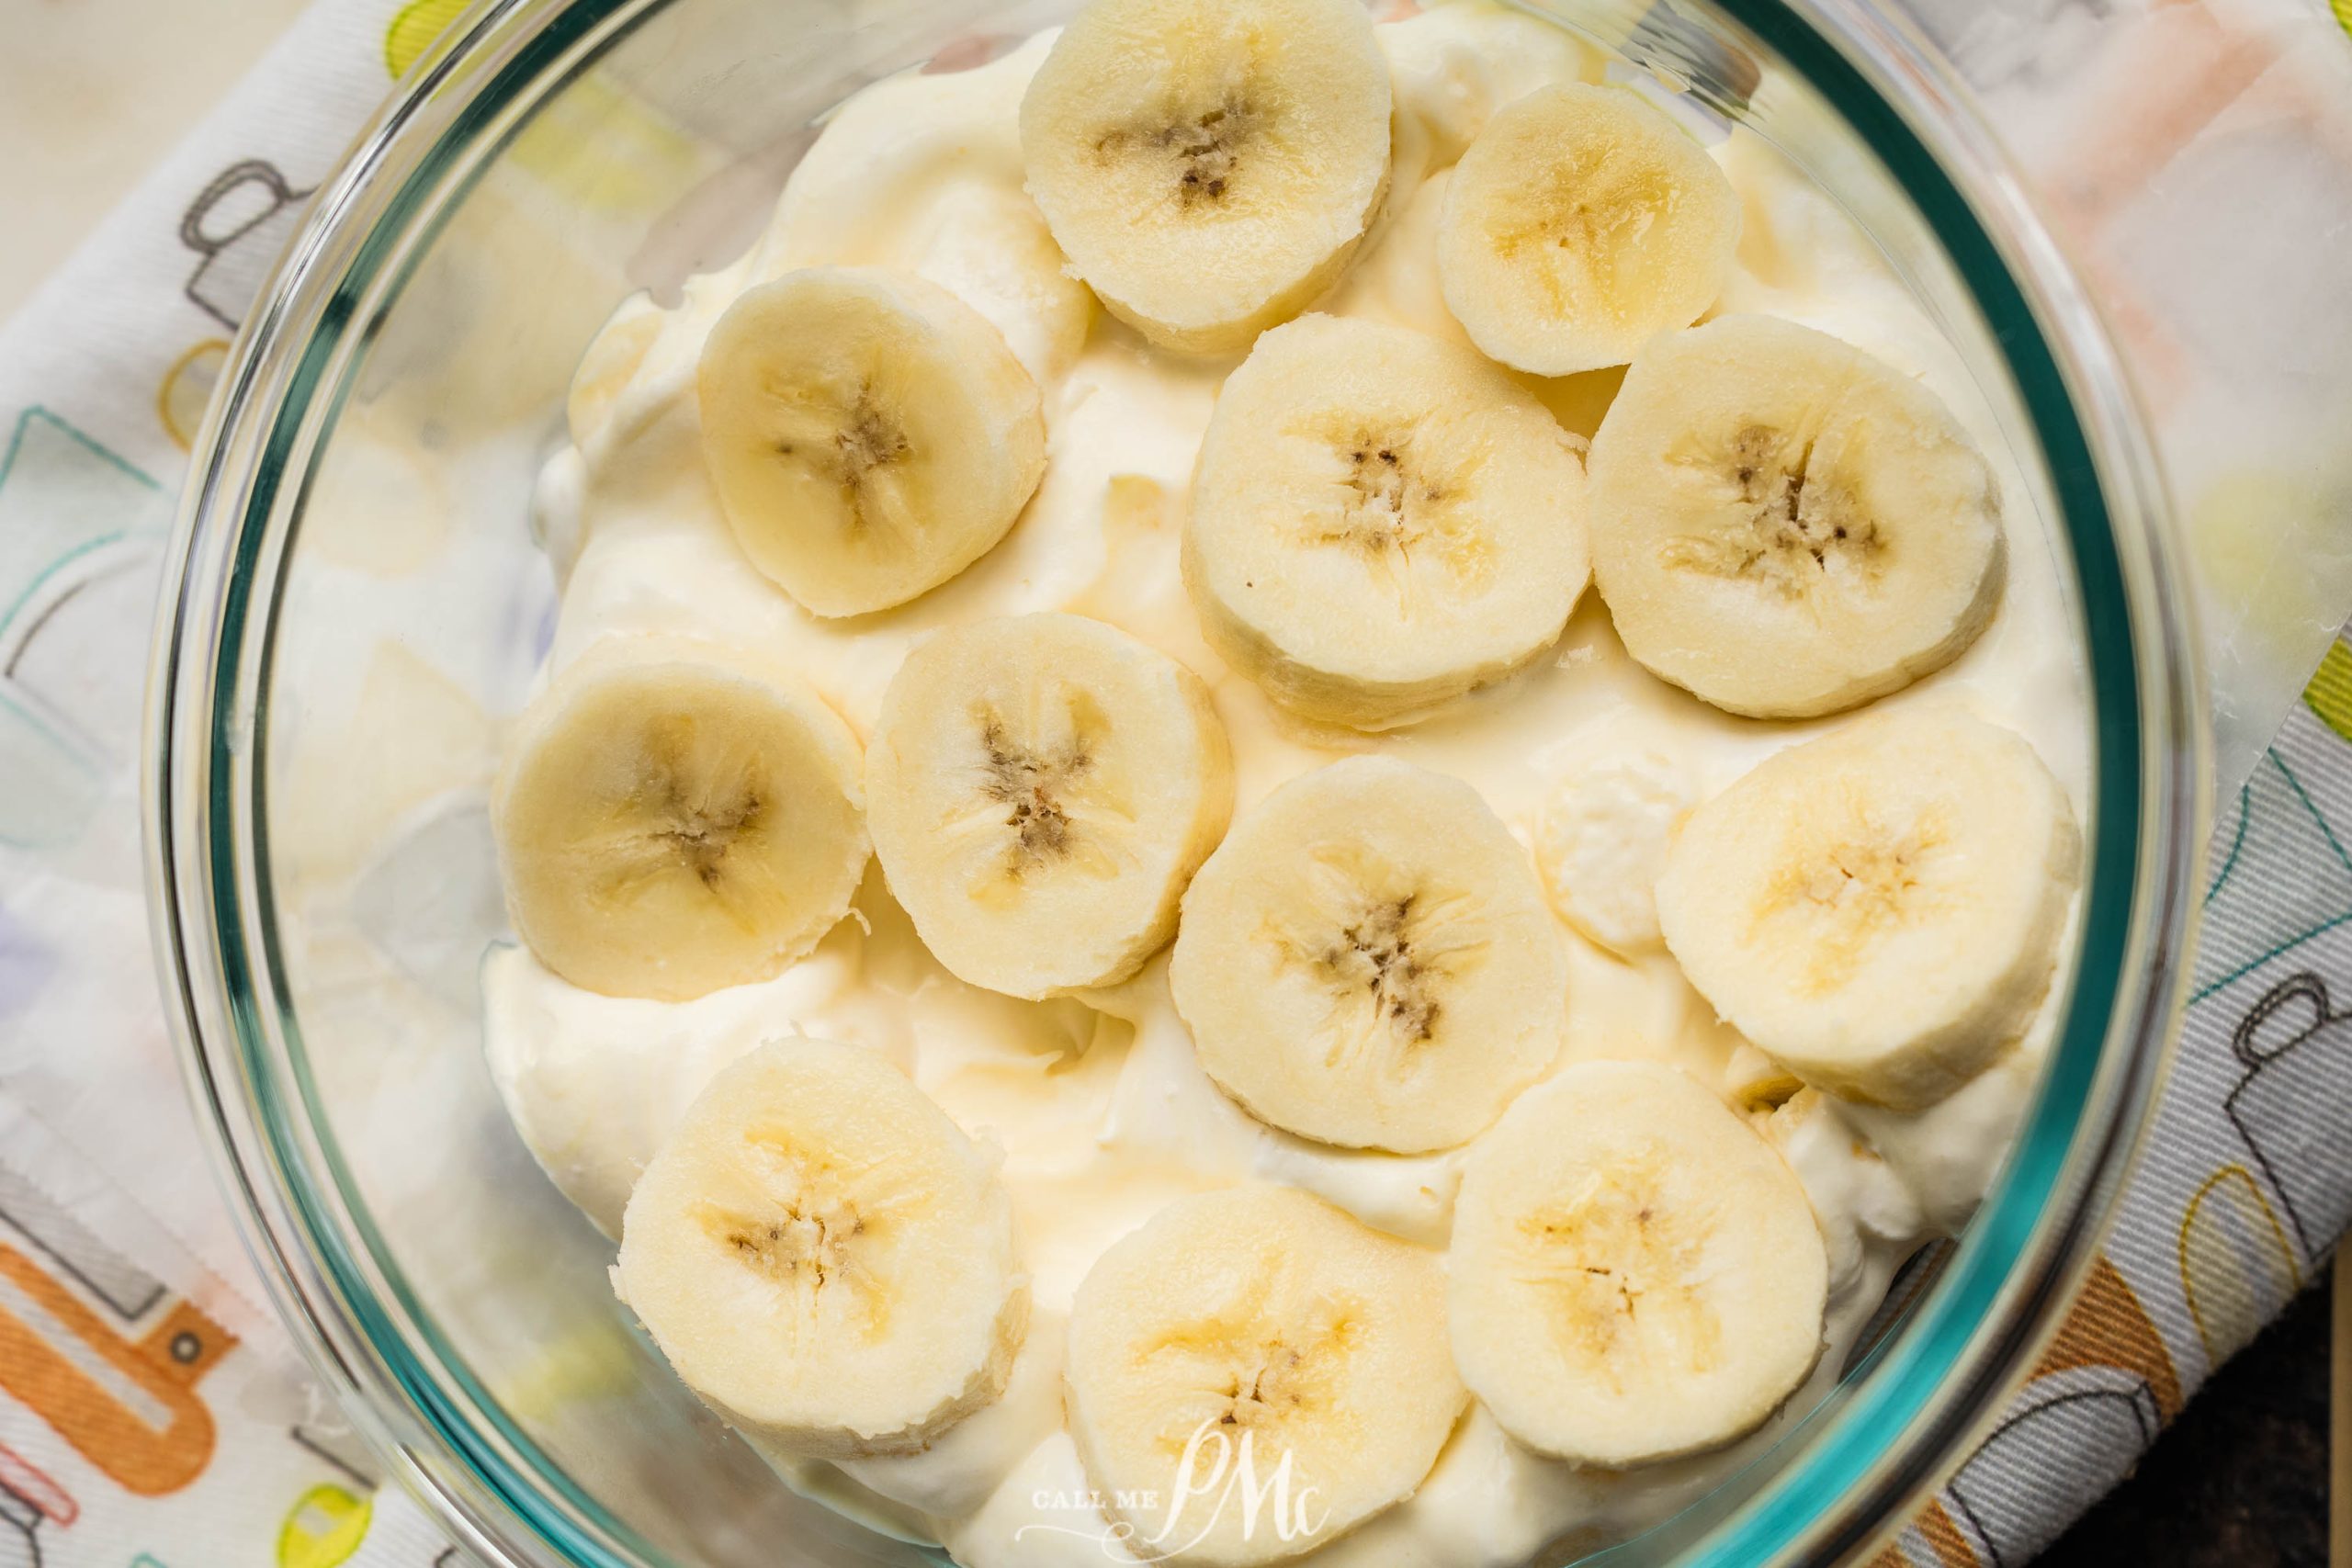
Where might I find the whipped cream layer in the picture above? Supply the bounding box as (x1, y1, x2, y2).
(487, 6, 2091, 1563)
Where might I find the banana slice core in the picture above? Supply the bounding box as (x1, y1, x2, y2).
(1437, 84, 1740, 374)
(491, 636, 869, 1001)
(1448, 1061, 1828, 1467)
(868, 613, 1234, 998)
(616, 1039, 1028, 1459)
(1018, 0, 1393, 355)
(697, 266, 1046, 616)
(1588, 312, 2006, 718)
(1170, 755, 1566, 1153)
(1065, 1186, 1464, 1566)
(1656, 705, 2081, 1110)
(1185, 313, 1590, 729)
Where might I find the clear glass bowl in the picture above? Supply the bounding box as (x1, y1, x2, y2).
(147, 0, 2207, 1563)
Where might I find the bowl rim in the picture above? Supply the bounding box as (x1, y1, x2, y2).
(143, 0, 2207, 1563)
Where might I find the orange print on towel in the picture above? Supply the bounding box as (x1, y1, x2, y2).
(0, 1242, 234, 1494)
(1867, 1498, 1979, 1568)
(1869, 1258, 2181, 1568)
(2030, 1257, 2183, 1421)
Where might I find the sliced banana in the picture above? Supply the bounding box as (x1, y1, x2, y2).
(1064, 1185, 1464, 1566)
(1656, 706, 2081, 1111)
(697, 266, 1046, 617)
(1448, 1060, 1828, 1467)
(492, 635, 868, 1001)
(1169, 756, 1566, 1153)
(1184, 313, 1590, 729)
(866, 613, 1234, 999)
(1587, 313, 2007, 718)
(1018, 0, 1392, 355)
(616, 1038, 1028, 1459)
(1533, 745, 1694, 956)
(1436, 84, 1739, 375)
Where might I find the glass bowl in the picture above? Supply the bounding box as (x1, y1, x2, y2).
(147, 0, 2207, 1563)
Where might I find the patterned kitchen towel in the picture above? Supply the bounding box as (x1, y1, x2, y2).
(1872, 674, 2352, 1567)
(0, 2, 2347, 1566)
(0, 5, 470, 1562)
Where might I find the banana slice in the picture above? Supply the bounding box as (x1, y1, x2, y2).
(866, 613, 1234, 999)
(1018, 0, 1392, 355)
(1448, 1060, 1828, 1467)
(1184, 313, 1591, 729)
(1064, 1185, 1464, 1566)
(1533, 746, 1694, 956)
(1656, 706, 2081, 1111)
(1169, 756, 1566, 1153)
(696, 266, 1046, 617)
(615, 1038, 1028, 1459)
(1587, 313, 2007, 718)
(492, 635, 868, 1001)
(1436, 84, 1739, 375)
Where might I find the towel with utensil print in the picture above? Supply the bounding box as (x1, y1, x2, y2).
(0, 0, 2347, 1563)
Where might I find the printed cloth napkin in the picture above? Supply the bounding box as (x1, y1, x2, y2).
(0, 2, 2346, 1566)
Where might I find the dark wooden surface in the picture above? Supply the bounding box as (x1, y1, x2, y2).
(2040, 1258, 2333, 1566)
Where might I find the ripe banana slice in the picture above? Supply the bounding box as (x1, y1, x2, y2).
(1448, 1060, 1828, 1467)
(696, 266, 1046, 617)
(1533, 745, 1694, 956)
(866, 613, 1234, 999)
(1018, 0, 1392, 355)
(1436, 84, 1739, 375)
(1064, 1185, 1464, 1566)
(1184, 313, 1591, 729)
(1655, 706, 2081, 1111)
(1587, 313, 2007, 718)
(1169, 756, 1566, 1153)
(492, 635, 868, 1001)
(616, 1038, 1028, 1459)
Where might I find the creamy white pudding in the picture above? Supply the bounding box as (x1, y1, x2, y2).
(482, 6, 2090, 1564)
